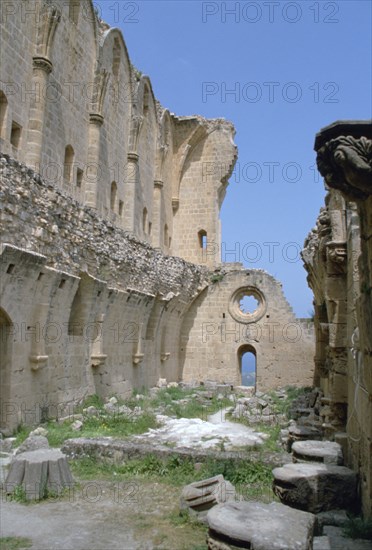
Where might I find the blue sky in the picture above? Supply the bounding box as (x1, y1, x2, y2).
(99, 0, 372, 317)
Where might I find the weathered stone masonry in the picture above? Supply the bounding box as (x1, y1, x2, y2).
(302, 120, 372, 518)
(0, 154, 209, 430)
(0, 0, 315, 433)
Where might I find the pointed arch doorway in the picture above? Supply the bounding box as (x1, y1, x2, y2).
(238, 344, 256, 389)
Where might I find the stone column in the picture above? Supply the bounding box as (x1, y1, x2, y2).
(24, 3, 60, 171)
(25, 57, 53, 171)
(152, 180, 163, 249)
(124, 152, 139, 232)
(85, 113, 104, 209)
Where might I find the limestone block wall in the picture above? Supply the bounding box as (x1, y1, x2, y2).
(180, 265, 315, 391)
(303, 121, 372, 518)
(0, 0, 237, 265)
(0, 154, 209, 431)
(172, 118, 237, 268)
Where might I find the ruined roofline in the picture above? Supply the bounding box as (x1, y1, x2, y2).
(100, 17, 237, 135)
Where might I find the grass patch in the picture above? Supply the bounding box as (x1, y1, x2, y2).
(0, 538, 32, 550)
(7, 485, 28, 503)
(46, 411, 159, 447)
(75, 394, 105, 412)
(342, 517, 372, 540)
(13, 425, 32, 447)
(13, 386, 232, 450)
(71, 453, 275, 502)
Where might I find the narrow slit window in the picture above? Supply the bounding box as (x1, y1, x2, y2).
(10, 121, 21, 148)
(198, 230, 207, 249)
(63, 145, 74, 183)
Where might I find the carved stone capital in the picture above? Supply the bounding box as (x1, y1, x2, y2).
(315, 124, 372, 201)
(128, 152, 139, 163)
(154, 180, 163, 189)
(33, 56, 53, 74)
(89, 113, 104, 126)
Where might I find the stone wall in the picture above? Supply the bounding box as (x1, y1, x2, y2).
(0, 154, 208, 430)
(302, 120, 372, 518)
(0, 1, 315, 438)
(0, 0, 237, 266)
(181, 264, 315, 391)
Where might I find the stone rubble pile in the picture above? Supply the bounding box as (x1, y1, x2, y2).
(230, 389, 288, 426)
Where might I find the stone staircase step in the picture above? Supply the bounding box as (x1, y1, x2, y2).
(292, 440, 343, 465)
(272, 463, 357, 514)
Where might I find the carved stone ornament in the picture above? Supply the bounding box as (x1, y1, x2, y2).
(317, 136, 372, 200)
(326, 241, 347, 271)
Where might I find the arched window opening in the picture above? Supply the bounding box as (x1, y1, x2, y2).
(110, 181, 117, 211)
(239, 345, 256, 388)
(142, 207, 148, 234)
(76, 168, 83, 187)
(10, 121, 22, 149)
(63, 145, 74, 183)
(112, 37, 121, 79)
(164, 224, 169, 247)
(198, 230, 207, 249)
(148, 221, 152, 236)
(69, 0, 80, 24)
(0, 91, 8, 139)
(119, 200, 124, 217)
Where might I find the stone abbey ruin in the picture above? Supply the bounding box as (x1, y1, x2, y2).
(0, 0, 371, 534)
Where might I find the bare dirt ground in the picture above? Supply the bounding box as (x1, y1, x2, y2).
(0, 479, 208, 550)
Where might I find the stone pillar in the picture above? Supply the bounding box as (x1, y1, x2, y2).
(152, 180, 163, 249)
(124, 152, 139, 232)
(24, 3, 60, 171)
(25, 57, 53, 171)
(85, 113, 104, 209)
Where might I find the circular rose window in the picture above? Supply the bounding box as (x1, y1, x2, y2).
(229, 287, 266, 323)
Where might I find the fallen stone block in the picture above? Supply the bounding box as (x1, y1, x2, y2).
(287, 425, 323, 451)
(15, 435, 49, 455)
(316, 509, 349, 532)
(323, 525, 372, 550)
(4, 448, 74, 500)
(180, 475, 236, 523)
(206, 501, 315, 549)
(273, 463, 357, 513)
(292, 440, 343, 465)
(30, 427, 48, 437)
(313, 536, 331, 549)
